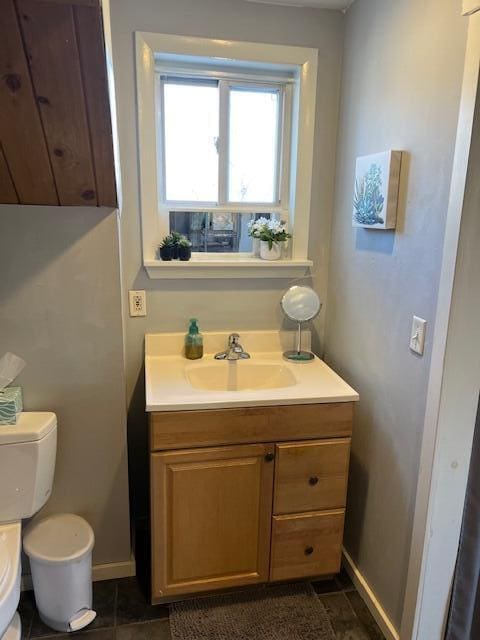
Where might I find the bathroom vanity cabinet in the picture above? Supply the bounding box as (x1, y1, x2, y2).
(149, 402, 353, 602)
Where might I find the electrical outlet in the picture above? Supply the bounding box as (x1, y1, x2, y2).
(129, 290, 146, 317)
(410, 316, 427, 355)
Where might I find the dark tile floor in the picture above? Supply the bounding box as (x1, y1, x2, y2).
(18, 571, 385, 640)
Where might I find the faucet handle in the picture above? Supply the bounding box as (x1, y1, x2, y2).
(228, 333, 240, 346)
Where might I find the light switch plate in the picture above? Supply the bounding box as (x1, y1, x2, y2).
(410, 316, 427, 355)
(129, 290, 147, 317)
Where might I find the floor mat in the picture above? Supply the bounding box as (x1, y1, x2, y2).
(169, 583, 335, 640)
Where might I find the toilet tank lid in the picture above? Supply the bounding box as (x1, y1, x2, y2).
(0, 412, 56, 445)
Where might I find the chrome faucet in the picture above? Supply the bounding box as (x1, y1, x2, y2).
(215, 333, 250, 361)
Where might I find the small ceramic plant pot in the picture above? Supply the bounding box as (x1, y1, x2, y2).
(260, 240, 282, 261)
(251, 237, 261, 258)
(159, 246, 174, 261)
(178, 246, 192, 261)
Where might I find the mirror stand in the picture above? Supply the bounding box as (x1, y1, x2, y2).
(283, 321, 315, 361)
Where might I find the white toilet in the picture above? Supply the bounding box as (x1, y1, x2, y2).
(0, 412, 57, 640)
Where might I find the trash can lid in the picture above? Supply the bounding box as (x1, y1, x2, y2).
(23, 514, 94, 564)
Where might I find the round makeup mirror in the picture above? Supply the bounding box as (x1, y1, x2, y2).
(281, 285, 321, 361)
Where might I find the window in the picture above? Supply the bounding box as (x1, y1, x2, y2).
(162, 79, 219, 203)
(136, 33, 317, 277)
(228, 86, 281, 204)
(157, 68, 291, 254)
(158, 72, 291, 215)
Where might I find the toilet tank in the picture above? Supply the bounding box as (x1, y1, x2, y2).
(0, 412, 57, 522)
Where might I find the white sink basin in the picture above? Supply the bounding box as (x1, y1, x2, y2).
(145, 330, 359, 412)
(186, 361, 297, 392)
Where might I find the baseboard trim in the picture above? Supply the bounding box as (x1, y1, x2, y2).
(21, 557, 136, 591)
(342, 548, 399, 640)
(92, 557, 136, 582)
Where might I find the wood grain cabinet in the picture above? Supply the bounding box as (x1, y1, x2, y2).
(149, 403, 353, 603)
(0, 0, 116, 206)
(151, 444, 275, 599)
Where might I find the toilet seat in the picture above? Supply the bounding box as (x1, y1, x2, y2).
(0, 523, 21, 640)
(0, 544, 9, 590)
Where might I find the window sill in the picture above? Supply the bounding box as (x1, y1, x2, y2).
(144, 255, 313, 279)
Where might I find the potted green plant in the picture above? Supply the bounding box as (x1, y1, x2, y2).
(159, 235, 175, 261)
(177, 237, 192, 261)
(259, 220, 291, 261)
(170, 231, 183, 259)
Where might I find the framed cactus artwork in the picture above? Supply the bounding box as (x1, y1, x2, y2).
(353, 150, 402, 229)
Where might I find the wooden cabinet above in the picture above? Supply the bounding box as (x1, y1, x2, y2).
(0, 0, 117, 207)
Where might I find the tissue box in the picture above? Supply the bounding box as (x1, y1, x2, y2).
(0, 386, 23, 424)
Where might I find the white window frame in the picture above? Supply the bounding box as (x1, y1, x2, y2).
(157, 73, 291, 214)
(135, 32, 317, 279)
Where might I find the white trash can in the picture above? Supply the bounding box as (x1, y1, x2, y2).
(23, 514, 96, 633)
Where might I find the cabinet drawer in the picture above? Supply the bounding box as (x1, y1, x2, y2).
(150, 403, 353, 451)
(270, 510, 344, 582)
(274, 439, 350, 515)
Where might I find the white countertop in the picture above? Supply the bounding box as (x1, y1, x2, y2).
(145, 331, 359, 412)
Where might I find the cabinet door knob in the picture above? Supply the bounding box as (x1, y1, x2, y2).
(265, 452, 275, 462)
(309, 476, 319, 486)
(304, 546, 314, 556)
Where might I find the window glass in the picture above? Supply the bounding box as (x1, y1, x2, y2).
(163, 81, 219, 202)
(169, 212, 281, 253)
(228, 87, 280, 203)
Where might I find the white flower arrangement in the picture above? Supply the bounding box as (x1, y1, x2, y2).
(265, 219, 287, 234)
(258, 219, 291, 249)
(247, 217, 271, 238)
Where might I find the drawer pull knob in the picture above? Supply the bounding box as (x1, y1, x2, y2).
(265, 452, 275, 462)
(304, 546, 314, 556)
(309, 476, 319, 486)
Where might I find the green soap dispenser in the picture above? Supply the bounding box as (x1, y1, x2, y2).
(185, 318, 203, 360)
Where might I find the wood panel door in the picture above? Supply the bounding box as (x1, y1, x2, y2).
(151, 444, 275, 600)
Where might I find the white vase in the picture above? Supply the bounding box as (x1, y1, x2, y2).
(252, 237, 261, 257)
(260, 240, 282, 261)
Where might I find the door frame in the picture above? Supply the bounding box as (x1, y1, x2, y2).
(400, 7, 480, 639)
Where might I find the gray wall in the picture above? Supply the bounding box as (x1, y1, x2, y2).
(324, 0, 467, 628)
(109, 0, 345, 520)
(110, 0, 344, 401)
(0, 207, 131, 565)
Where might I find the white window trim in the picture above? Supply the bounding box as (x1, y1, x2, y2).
(135, 32, 317, 279)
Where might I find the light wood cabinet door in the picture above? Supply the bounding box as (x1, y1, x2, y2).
(151, 444, 275, 600)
